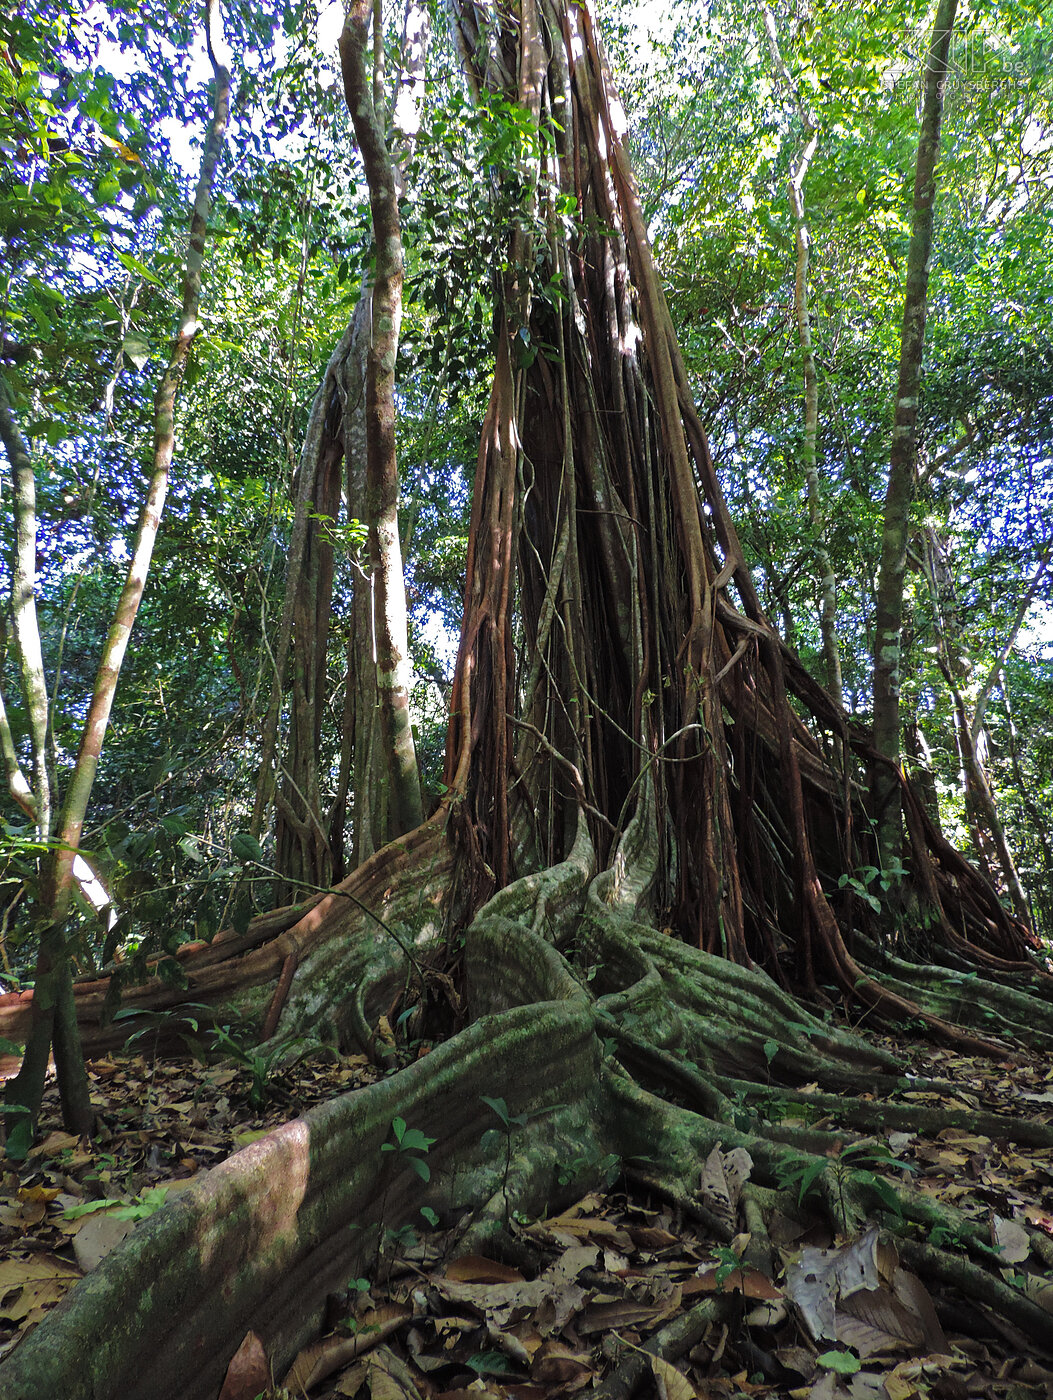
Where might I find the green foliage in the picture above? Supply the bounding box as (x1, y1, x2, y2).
(774, 1140, 916, 1223)
(817, 1350, 861, 1376)
(381, 1116, 436, 1182)
(63, 1185, 171, 1221)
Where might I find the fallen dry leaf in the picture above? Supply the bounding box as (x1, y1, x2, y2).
(283, 1304, 410, 1391)
(651, 1354, 697, 1400)
(698, 1146, 753, 1235)
(991, 1214, 1031, 1264)
(446, 1254, 525, 1284)
(531, 1338, 594, 1386)
(217, 1330, 269, 1400)
(691, 1267, 782, 1299)
(72, 1212, 136, 1272)
(0, 1253, 81, 1324)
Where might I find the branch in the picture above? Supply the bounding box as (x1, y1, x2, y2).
(971, 541, 1052, 745)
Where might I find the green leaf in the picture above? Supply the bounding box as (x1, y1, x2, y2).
(480, 1094, 510, 1126)
(64, 1198, 122, 1220)
(399, 1127, 436, 1153)
(115, 250, 166, 288)
(408, 1156, 431, 1183)
(230, 833, 264, 863)
(763, 1038, 779, 1064)
(818, 1350, 861, 1376)
(4, 1114, 33, 1162)
(466, 1351, 511, 1376)
(420, 1206, 438, 1226)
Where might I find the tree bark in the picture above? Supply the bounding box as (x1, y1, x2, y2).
(922, 527, 1031, 926)
(339, 0, 424, 841)
(0, 374, 51, 838)
(872, 0, 958, 869)
(262, 1, 428, 885)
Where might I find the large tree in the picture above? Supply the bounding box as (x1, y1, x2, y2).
(2, 0, 1053, 1393)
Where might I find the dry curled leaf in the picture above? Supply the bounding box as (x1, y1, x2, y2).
(698, 1146, 753, 1235)
(446, 1254, 525, 1284)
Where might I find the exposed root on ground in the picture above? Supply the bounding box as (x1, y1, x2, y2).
(5, 824, 1051, 1398)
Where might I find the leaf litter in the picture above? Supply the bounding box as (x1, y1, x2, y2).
(3, 1028, 1053, 1399)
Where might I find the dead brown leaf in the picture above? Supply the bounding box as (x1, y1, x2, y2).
(446, 1254, 525, 1284)
(691, 1267, 782, 1300)
(698, 1146, 753, 1235)
(531, 1338, 594, 1387)
(0, 1252, 81, 1324)
(282, 1304, 410, 1391)
(652, 1354, 697, 1400)
(217, 1330, 269, 1400)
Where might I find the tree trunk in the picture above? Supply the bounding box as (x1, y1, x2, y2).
(0, 0, 1049, 1387)
(922, 527, 1031, 926)
(872, 0, 958, 870)
(761, 4, 843, 708)
(340, 0, 423, 840)
(261, 1, 428, 886)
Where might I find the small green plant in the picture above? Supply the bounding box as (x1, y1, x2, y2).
(64, 1185, 171, 1222)
(712, 1244, 741, 1286)
(115, 1002, 212, 1120)
(480, 1095, 529, 1227)
(839, 858, 908, 912)
(774, 1141, 915, 1226)
(210, 1025, 335, 1110)
(557, 1148, 620, 1189)
(928, 1221, 969, 1252)
(374, 1117, 436, 1278)
(381, 1116, 436, 1181)
(2, 1100, 33, 1163)
(382, 1222, 418, 1251)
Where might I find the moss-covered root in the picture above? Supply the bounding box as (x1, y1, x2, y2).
(853, 935, 1053, 1052)
(274, 820, 454, 1046)
(577, 898, 904, 1092)
(0, 1002, 612, 1400)
(715, 1076, 1053, 1149)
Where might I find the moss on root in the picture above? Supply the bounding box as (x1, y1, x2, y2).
(3, 834, 1052, 1399)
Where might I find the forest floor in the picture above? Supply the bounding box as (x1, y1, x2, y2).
(1, 1023, 1053, 1400)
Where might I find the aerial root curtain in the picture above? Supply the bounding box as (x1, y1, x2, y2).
(441, 0, 1037, 1000)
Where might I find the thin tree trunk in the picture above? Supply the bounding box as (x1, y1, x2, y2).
(0, 375, 51, 839)
(339, 0, 423, 838)
(1003, 671, 1051, 932)
(264, 2, 427, 880)
(5, 0, 231, 1144)
(872, 0, 958, 868)
(760, 5, 842, 707)
(922, 528, 1031, 927)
